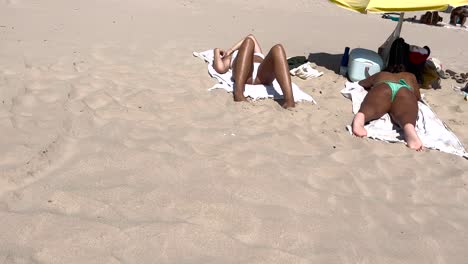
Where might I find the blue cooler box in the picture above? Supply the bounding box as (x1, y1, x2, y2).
(347, 48, 384, 82)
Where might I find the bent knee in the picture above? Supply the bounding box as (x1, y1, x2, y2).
(246, 34, 256, 40)
(245, 34, 258, 44)
(241, 37, 255, 47)
(271, 44, 286, 54)
(272, 43, 285, 50)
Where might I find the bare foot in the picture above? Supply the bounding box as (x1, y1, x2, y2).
(233, 83, 247, 102)
(403, 123, 423, 151)
(282, 100, 295, 109)
(352, 112, 367, 137)
(233, 93, 248, 102)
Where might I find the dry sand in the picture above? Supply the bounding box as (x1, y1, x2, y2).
(1, 0, 468, 263)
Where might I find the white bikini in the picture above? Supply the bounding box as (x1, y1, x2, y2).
(230, 50, 265, 81)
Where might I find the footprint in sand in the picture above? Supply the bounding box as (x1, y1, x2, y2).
(4, 0, 20, 5)
(0, 254, 31, 264)
(68, 82, 100, 101)
(83, 90, 115, 110)
(0, 135, 77, 196)
(90, 44, 120, 65)
(72, 60, 90, 73)
(25, 81, 47, 91)
(12, 93, 38, 109)
(37, 90, 62, 104)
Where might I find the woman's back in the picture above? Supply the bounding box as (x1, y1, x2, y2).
(372, 72, 415, 85)
(359, 71, 421, 101)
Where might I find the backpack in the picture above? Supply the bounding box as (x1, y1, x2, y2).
(387, 37, 410, 70)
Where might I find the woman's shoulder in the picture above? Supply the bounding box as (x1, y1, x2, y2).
(399, 72, 417, 81)
(372, 71, 394, 82)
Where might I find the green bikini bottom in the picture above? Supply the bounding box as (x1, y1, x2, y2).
(380, 79, 413, 102)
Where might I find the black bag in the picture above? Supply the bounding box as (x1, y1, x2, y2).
(387, 37, 410, 70)
(388, 38, 430, 84)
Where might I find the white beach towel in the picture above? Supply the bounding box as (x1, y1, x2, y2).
(341, 81, 468, 158)
(440, 22, 468, 32)
(193, 50, 316, 104)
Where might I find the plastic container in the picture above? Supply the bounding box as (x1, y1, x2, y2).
(347, 48, 384, 82)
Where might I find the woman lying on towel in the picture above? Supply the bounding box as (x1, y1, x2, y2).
(212, 34, 295, 108)
(352, 65, 423, 151)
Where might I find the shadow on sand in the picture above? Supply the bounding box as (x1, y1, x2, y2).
(307, 52, 342, 74)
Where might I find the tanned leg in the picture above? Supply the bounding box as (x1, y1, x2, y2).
(254, 44, 295, 108)
(450, 13, 456, 25)
(461, 15, 467, 27)
(351, 112, 367, 137)
(232, 37, 255, 102)
(390, 89, 422, 150)
(352, 84, 392, 137)
(246, 34, 263, 54)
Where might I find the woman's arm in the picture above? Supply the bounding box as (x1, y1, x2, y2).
(224, 35, 250, 56)
(225, 34, 262, 57)
(413, 85, 421, 101)
(358, 73, 378, 90)
(213, 35, 262, 74)
(213, 48, 231, 74)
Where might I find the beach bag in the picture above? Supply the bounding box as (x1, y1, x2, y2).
(427, 57, 444, 77)
(408, 45, 430, 84)
(387, 38, 410, 70)
(378, 13, 403, 67)
(387, 38, 430, 84)
(422, 62, 440, 89)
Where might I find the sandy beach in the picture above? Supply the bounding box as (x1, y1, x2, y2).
(1, 0, 468, 263)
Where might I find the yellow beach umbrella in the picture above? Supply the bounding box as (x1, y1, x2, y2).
(448, 0, 468, 7)
(329, 0, 449, 13)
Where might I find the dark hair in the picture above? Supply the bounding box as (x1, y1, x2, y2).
(384, 64, 406, 73)
(423, 46, 431, 56)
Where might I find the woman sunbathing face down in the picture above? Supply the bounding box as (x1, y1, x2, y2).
(212, 34, 295, 108)
(351, 65, 423, 151)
